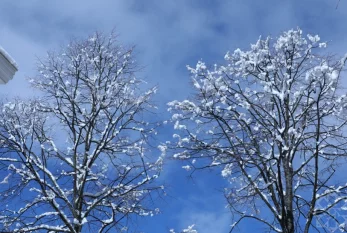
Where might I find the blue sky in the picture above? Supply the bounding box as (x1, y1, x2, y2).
(0, 1, 347, 232)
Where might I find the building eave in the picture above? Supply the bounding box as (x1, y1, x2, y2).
(0, 47, 18, 84)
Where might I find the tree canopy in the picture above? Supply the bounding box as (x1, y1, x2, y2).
(0, 32, 163, 233)
(168, 28, 347, 233)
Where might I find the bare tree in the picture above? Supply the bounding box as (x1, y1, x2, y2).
(0, 32, 163, 233)
(167, 29, 347, 233)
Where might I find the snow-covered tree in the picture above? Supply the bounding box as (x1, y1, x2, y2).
(168, 29, 347, 233)
(0, 32, 163, 233)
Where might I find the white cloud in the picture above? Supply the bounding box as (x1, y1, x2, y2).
(0, 1, 347, 232)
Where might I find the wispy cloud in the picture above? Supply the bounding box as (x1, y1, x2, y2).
(0, 1, 347, 232)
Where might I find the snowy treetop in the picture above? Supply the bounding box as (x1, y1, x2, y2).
(167, 28, 347, 233)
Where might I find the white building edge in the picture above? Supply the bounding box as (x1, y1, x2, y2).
(0, 47, 18, 84)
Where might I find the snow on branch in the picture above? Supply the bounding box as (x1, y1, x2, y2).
(168, 28, 347, 233)
(0, 32, 163, 233)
